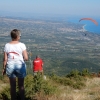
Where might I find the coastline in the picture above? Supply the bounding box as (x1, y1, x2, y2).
(68, 18, 100, 34)
(82, 24, 87, 31)
(82, 23, 100, 34)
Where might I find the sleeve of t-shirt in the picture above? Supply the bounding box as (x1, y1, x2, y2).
(4, 44, 7, 52)
(21, 43, 26, 51)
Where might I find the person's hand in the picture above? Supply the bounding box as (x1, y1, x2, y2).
(2, 68, 6, 76)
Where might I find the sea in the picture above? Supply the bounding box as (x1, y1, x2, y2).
(67, 18, 100, 34)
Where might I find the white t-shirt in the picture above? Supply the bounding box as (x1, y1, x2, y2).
(4, 42, 26, 64)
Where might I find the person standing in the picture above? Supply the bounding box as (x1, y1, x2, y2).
(33, 55, 43, 75)
(2, 29, 28, 100)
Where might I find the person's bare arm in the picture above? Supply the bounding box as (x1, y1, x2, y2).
(2, 52, 7, 75)
(23, 50, 28, 61)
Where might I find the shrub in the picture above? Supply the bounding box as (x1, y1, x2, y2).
(66, 69, 81, 78)
(25, 73, 57, 99)
(72, 81, 85, 89)
(81, 68, 91, 77)
(0, 86, 10, 100)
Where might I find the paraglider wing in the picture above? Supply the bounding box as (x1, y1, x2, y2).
(79, 18, 98, 26)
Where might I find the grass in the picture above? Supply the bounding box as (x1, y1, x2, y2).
(36, 77, 100, 100)
(0, 74, 100, 100)
(52, 77, 100, 100)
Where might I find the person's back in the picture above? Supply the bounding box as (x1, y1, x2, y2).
(5, 42, 26, 64)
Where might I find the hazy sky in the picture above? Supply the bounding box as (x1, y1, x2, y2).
(0, 0, 100, 17)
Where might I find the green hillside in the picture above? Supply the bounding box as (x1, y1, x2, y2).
(44, 58, 100, 76)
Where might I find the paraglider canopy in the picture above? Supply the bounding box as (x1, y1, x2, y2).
(79, 18, 98, 26)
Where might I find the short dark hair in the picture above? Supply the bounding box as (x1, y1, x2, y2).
(10, 29, 20, 39)
(36, 55, 39, 58)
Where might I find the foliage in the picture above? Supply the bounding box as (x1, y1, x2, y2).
(25, 73, 57, 100)
(66, 69, 81, 78)
(0, 86, 10, 100)
(0, 70, 95, 99)
(81, 68, 91, 77)
(49, 72, 86, 89)
(0, 74, 57, 100)
(0, 75, 3, 80)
